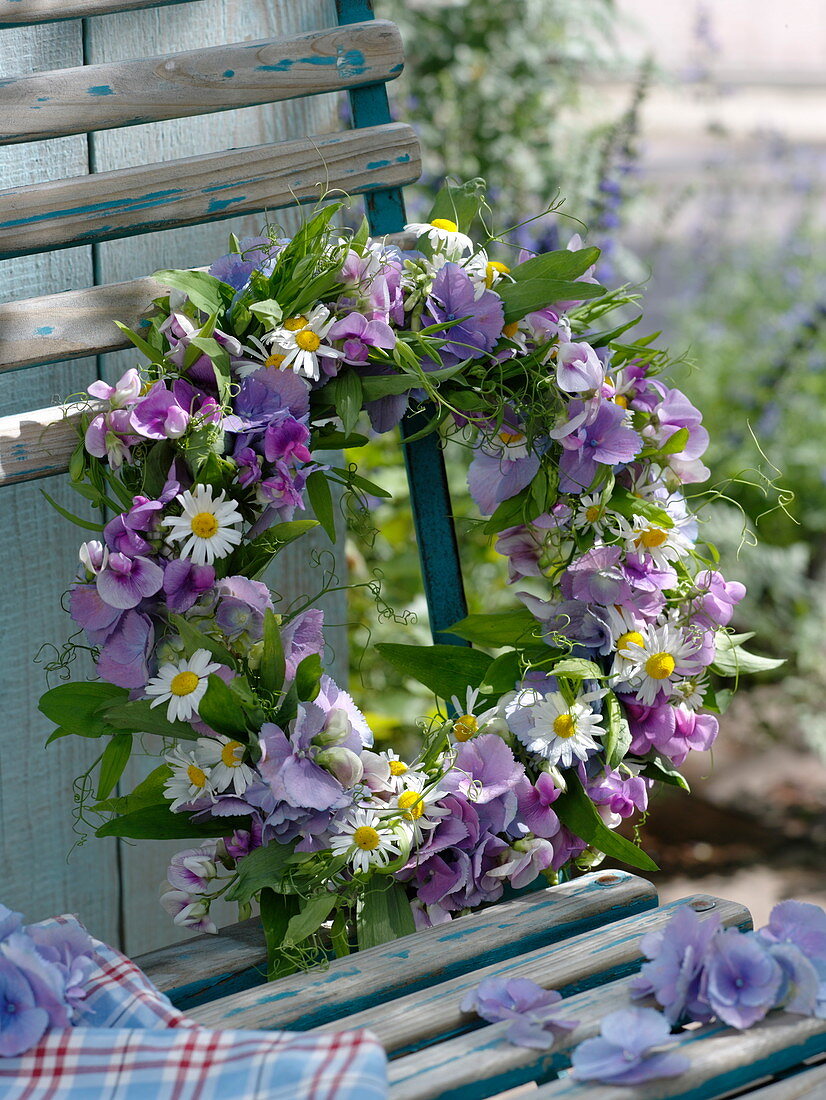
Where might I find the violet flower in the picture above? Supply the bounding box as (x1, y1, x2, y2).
(95, 553, 164, 610)
(460, 977, 578, 1050)
(258, 704, 348, 813)
(570, 1006, 689, 1085)
(0, 959, 50, 1056)
(96, 609, 154, 689)
(701, 927, 783, 1030)
(263, 416, 312, 465)
(162, 558, 216, 614)
(442, 734, 525, 805)
(328, 312, 396, 363)
(631, 905, 722, 1024)
(84, 408, 141, 469)
(165, 843, 219, 894)
(557, 400, 641, 493)
(87, 367, 141, 407)
(556, 341, 605, 394)
(129, 381, 190, 440)
(467, 444, 541, 516)
(516, 773, 561, 839)
(423, 262, 504, 364)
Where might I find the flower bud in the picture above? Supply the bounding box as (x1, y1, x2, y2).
(316, 746, 364, 788)
(78, 540, 109, 576)
(246, 640, 264, 670)
(314, 707, 351, 747)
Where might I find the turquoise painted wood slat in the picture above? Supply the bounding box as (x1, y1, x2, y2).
(0, 21, 404, 143)
(336, 0, 470, 646)
(158, 872, 658, 1025)
(0, 0, 208, 27)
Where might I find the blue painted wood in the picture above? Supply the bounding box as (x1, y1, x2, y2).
(335, 0, 470, 646)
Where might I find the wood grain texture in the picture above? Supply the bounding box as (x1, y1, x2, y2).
(185, 873, 660, 1031)
(0, 21, 404, 143)
(745, 1062, 826, 1099)
(0, 403, 85, 485)
(532, 1013, 826, 1100)
(0, 20, 122, 945)
(311, 896, 749, 1063)
(0, 122, 420, 260)
(0, 0, 207, 27)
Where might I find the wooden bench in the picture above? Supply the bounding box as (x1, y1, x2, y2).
(134, 870, 826, 1099)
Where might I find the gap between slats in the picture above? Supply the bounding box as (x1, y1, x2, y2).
(0, 21, 403, 144)
(0, 0, 206, 28)
(0, 122, 420, 260)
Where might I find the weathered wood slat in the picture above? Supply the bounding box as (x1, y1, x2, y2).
(745, 1061, 826, 1099)
(308, 897, 749, 1064)
(0, 403, 86, 486)
(0, 0, 206, 27)
(0, 122, 420, 260)
(0, 22, 403, 144)
(182, 873, 658, 1029)
(533, 1013, 826, 1100)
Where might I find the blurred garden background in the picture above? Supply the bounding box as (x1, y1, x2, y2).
(342, 0, 826, 922)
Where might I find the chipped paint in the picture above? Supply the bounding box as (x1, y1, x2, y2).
(87, 85, 115, 97)
(34, 326, 54, 335)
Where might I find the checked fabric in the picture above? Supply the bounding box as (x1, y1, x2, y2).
(0, 917, 388, 1100)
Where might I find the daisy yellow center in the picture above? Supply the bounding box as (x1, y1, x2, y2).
(190, 512, 218, 539)
(485, 260, 510, 286)
(170, 671, 200, 696)
(614, 394, 629, 409)
(585, 505, 602, 522)
(221, 740, 243, 768)
(645, 652, 676, 680)
(503, 321, 520, 339)
(453, 714, 478, 742)
(187, 764, 207, 788)
(636, 527, 668, 549)
(553, 713, 576, 739)
(616, 631, 644, 653)
(139, 380, 154, 396)
(389, 760, 408, 776)
(283, 315, 308, 331)
(295, 330, 321, 352)
(353, 825, 381, 851)
(430, 218, 457, 233)
(499, 430, 525, 445)
(398, 790, 424, 820)
(265, 352, 286, 369)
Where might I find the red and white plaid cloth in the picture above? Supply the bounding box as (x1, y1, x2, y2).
(0, 917, 387, 1100)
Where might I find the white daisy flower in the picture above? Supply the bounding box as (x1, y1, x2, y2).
(462, 250, 512, 297)
(146, 649, 221, 722)
(234, 334, 291, 379)
(380, 750, 427, 794)
(447, 686, 502, 742)
(671, 678, 707, 709)
(506, 687, 606, 768)
(196, 735, 254, 796)
(266, 304, 343, 383)
(329, 808, 406, 875)
(404, 218, 473, 259)
(164, 744, 215, 811)
(619, 622, 705, 706)
(389, 775, 450, 846)
(163, 484, 243, 566)
(573, 494, 616, 538)
(618, 514, 693, 571)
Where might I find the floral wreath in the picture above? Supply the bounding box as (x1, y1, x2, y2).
(38, 181, 771, 974)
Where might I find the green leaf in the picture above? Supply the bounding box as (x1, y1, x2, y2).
(587, 316, 642, 348)
(640, 755, 691, 792)
(376, 643, 493, 701)
(328, 371, 364, 436)
(260, 889, 302, 980)
(282, 894, 337, 947)
(426, 178, 487, 233)
(640, 427, 690, 459)
(39, 682, 128, 737)
(329, 467, 392, 499)
(498, 277, 605, 324)
(197, 674, 249, 738)
(480, 487, 532, 534)
(510, 247, 601, 285)
(96, 734, 133, 801)
(294, 652, 323, 702)
(271, 680, 298, 729)
(361, 362, 466, 402)
(97, 805, 249, 840)
(549, 657, 604, 680)
(225, 842, 298, 904)
(94, 764, 171, 814)
(311, 430, 369, 451)
(153, 269, 233, 316)
(554, 773, 658, 872)
(479, 650, 522, 695)
(102, 699, 200, 740)
(248, 298, 283, 327)
(357, 879, 416, 950)
(39, 489, 104, 532)
(607, 489, 674, 529)
(141, 439, 177, 498)
(112, 320, 167, 365)
(305, 470, 336, 542)
(46, 726, 83, 745)
(448, 608, 539, 647)
(603, 692, 632, 771)
(167, 613, 236, 668)
(224, 519, 320, 580)
(711, 632, 785, 676)
(260, 609, 285, 695)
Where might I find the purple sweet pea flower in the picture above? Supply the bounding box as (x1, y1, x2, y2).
(443, 735, 525, 804)
(87, 368, 142, 407)
(165, 843, 218, 894)
(0, 959, 50, 1056)
(570, 1006, 689, 1085)
(263, 416, 312, 465)
(328, 312, 396, 363)
(561, 545, 631, 606)
(650, 384, 710, 484)
(630, 905, 722, 1024)
(96, 609, 154, 689)
(224, 818, 264, 862)
(692, 570, 747, 629)
(129, 381, 190, 440)
(256, 460, 308, 521)
(281, 608, 325, 683)
(162, 558, 216, 613)
(487, 838, 557, 890)
(558, 400, 641, 493)
(223, 372, 310, 432)
(84, 408, 141, 469)
(214, 576, 273, 641)
(70, 584, 123, 644)
(95, 553, 164, 610)
(208, 235, 276, 289)
(587, 769, 650, 819)
(460, 977, 578, 1050)
(423, 262, 504, 363)
(556, 341, 605, 394)
(701, 927, 783, 1029)
(103, 514, 151, 558)
(258, 704, 346, 813)
(233, 443, 263, 488)
(516, 773, 561, 839)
